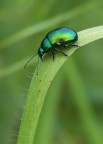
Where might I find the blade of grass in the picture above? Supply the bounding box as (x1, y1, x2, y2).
(63, 58, 102, 144)
(17, 26, 103, 144)
(33, 73, 61, 144)
(0, 1, 97, 49)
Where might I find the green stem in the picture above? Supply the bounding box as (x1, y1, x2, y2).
(33, 74, 61, 144)
(17, 26, 103, 144)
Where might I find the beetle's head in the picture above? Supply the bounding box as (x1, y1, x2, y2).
(38, 47, 45, 61)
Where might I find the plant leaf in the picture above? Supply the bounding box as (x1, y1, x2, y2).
(17, 26, 103, 144)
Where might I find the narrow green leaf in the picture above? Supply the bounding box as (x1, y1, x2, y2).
(17, 26, 103, 144)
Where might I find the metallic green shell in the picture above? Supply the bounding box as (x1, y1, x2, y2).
(39, 28, 78, 58)
(47, 28, 78, 46)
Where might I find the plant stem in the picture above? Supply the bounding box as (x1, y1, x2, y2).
(17, 26, 103, 144)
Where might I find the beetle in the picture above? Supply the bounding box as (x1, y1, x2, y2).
(24, 27, 79, 74)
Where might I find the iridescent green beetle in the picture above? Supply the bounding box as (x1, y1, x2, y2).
(24, 27, 79, 73)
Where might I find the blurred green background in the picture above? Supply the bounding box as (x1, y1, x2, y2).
(0, 0, 103, 144)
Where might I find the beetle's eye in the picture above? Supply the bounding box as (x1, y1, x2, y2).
(39, 48, 44, 57)
(39, 48, 44, 53)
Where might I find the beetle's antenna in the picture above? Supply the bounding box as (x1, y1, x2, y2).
(24, 53, 38, 69)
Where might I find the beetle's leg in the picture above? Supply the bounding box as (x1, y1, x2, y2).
(51, 48, 55, 61)
(54, 47, 68, 57)
(36, 56, 40, 75)
(63, 44, 79, 48)
(40, 57, 43, 61)
(62, 44, 69, 47)
(70, 44, 79, 48)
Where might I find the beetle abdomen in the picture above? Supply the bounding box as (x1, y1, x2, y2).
(47, 28, 78, 46)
